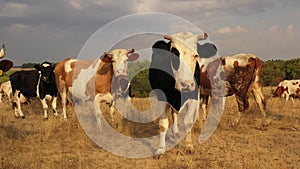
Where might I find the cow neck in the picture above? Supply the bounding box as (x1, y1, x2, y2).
(94, 59, 113, 94)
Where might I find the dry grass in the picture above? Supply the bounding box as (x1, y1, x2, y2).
(1, 87, 300, 169)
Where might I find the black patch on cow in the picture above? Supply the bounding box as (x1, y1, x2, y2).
(149, 40, 199, 111)
(10, 62, 58, 101)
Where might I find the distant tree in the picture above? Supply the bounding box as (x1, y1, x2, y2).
(128, 60, 151, 97)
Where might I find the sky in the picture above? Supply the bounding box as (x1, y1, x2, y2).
(0, 0, 299, 66)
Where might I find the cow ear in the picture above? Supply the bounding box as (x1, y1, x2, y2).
(101, 54, 112, 63)
(128, 53, 139, 61)
(34, 64, 41, 71)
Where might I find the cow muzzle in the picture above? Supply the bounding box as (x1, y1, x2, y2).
(177, 80, 196, 92)
(41, 76, 49, 83)
(115, 69, 127, 76)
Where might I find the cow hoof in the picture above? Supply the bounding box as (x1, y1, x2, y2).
(154, 148, 165, 158)
(260, 124, 268, 131)
(43, 117, 48, 120)
(186, 149, 193, 155)
(185, 145, 194, 155)
(153, 154, 161, 159)
(21, 116, 26, 119)
(53, 113, 58, 116)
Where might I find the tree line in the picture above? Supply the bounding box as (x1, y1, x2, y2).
(15, 58, 300, 97)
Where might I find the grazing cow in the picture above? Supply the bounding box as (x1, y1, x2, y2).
(149, 32, 218, 156)
(199, 53, 267, 129)
(54, 48, 139, 122)
(10, 62, 58, 119)
(0, 81, 12, 103)
(272, 79, 300, 102)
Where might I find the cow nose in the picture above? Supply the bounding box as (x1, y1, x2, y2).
(181, 81, 195, 91)
(116, 70, 126, 76)
(42, 76, 49, 82)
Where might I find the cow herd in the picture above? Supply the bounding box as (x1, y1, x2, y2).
(1, 32, 299, 157)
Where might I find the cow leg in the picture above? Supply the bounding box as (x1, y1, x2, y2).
(40, 98, 48, 119)
(14, 91, 25, 118)
(52, 96, 58, 116)
(109, 101, 116, 124)
(199, 95, 209, 122)
(171, 110, 179, 137)
(252, 88, 267, 129)
(60, 90, 67, 119)
(182, 99, 198, 154)
(233, 95, 246, 126)
(155, 102, 169, 156)
(94, 93, 113, 129)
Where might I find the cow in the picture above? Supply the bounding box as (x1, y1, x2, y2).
(272, 79, 300, 102)
(54, 48, 139, 122)
(10, 62, 58, 119)
(149, 32, 218, 156)
(0, 81, 12, 103)
(198, 53, 267, 129)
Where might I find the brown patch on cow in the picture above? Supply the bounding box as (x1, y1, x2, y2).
(233, 61, 239, 68)
(94, 61, 113, 94)
(200, 65, 211, 90)
(296, 88, 300, 94)
(221, 58, 226, 66)
(292, 83, 296, 85)
(254, 57, 263, 77)
(273, 86, 284, 97)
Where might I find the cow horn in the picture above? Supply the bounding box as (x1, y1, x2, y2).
(127, 48, 135, 54)
(197, 32, 208, 40)
(164, 35, 172, 40)
(0, 44, 5, 58)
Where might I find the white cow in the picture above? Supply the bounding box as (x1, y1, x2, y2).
(272, 79, 300, 102)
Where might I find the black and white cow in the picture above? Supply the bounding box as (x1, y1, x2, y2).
(149, 32, 217, 156)
(10, 61, 58, 119)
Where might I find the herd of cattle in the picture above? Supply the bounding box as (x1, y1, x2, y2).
(1, 32, 300, 156)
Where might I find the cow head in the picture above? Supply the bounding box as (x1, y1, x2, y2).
(272, 86, 285, 98)
(164, 32, 208, 92)
(101, 48, 139, 76)
(34, 61, 55, 84)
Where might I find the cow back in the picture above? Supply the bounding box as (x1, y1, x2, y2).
(10, 70, 40, 98)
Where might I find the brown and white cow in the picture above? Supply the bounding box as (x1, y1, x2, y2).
(198, 53, 267, 129)
(54, 48, 139, 123)
(272, 79, 300, 102)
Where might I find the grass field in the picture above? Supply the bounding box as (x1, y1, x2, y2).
(0, 87, 299, 168)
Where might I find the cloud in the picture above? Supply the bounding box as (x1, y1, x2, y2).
(286, 25, 294, 34)
(69, 0, 82, 10)
(215, 25, 248, 34)
(268, 25, 279, 34)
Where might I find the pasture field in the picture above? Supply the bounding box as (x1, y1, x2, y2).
(0, 87, 299, 169)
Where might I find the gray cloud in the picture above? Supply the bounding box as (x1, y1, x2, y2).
(0, 0, 299, 65)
